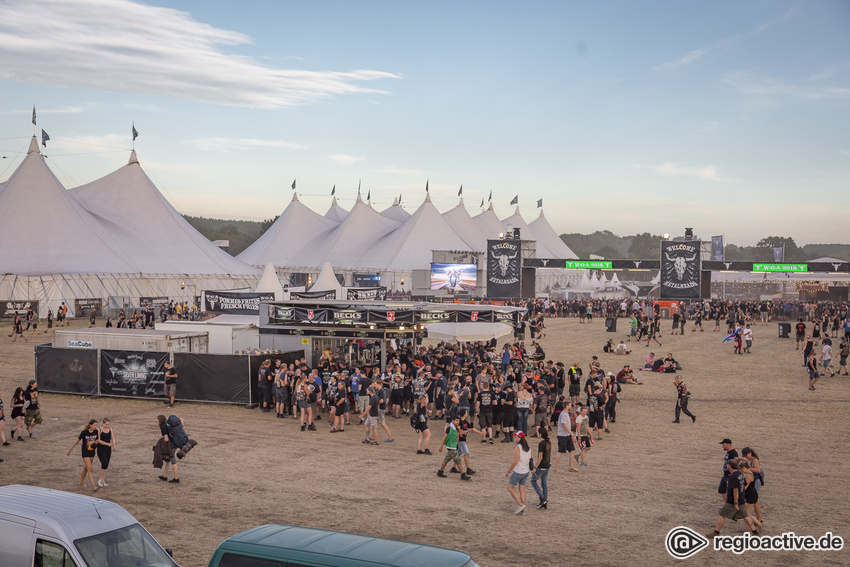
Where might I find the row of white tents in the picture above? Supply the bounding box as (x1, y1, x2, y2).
(0, 136, 578, 315)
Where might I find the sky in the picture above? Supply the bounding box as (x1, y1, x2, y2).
(1, 0, 848, 247)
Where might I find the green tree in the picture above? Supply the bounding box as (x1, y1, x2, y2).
(593, 245, 622, 259)
(628, 232, 662, 259)
(756, 236, 804, 262)
(260, 215, 279, 236)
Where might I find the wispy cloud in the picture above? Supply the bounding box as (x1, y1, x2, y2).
(807, 61, 850, 81)
(841, 149, 850, 158)
(723, 71, 850, 101)
(329, 154, 365, 165)
(636, 162, 737, 182)
(376, 165, 425, 176)
(0, 0, 399, 108)
(656, 8, 795, 71)
(185, 137, 304, 152)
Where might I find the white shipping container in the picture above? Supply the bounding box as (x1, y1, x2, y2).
(54, 328, 208, 353)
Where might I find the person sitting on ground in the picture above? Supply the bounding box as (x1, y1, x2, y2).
(615, 365, 642, 385)
(615, 341, 631, 355)
(603, 339, 615, 354)
(642, 352, 655, 370)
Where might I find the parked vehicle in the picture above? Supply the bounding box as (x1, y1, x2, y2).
(208, 524, 478, 567)
(0, 484, 177, 567)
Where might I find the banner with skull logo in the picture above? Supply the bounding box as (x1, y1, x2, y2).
(486, 239, 522, 298)
(660, 240, 701, 299)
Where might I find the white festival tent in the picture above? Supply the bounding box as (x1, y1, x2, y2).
(0, 139, 263, 315)
(473, 202, 508, 241)
(255, 263, 284, 300)
(528, 210, 579, 259)
(70, 151, 260, 276)
(502, 206, 555, 257)
(442, 198, 488, 251)
(238, 193, 339, 268)
(380, 198, 411, 223)
(309, 262, 343, 297)
(324, 197, 349, 222)
(364, 193, 474, 273)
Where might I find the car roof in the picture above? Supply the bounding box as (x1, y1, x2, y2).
(220, 524, 472, 567)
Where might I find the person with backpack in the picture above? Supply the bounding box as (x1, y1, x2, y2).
(412, 395, 432, 455)
(156, 414, 197, 483)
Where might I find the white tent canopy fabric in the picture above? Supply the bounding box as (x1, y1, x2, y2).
(529, 210, 579, 259)
(472, 202, 506, 241)
(425, 322, 513, 342)
(70, 151, 259, 276)
(442, 198, 488, 251)
(310, 262, 343, 297)
(324, 197, 348, 222)
(237, 193, 339, 268)
(255, 263, 284, 300)
(380, 198, 411, 223)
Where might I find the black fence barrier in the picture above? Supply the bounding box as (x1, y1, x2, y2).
(174, 353, 250, 404)
(35, 344, 98, 395)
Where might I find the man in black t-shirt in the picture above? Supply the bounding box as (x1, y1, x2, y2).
(795, 319, 807, 349)
(164, 362, 178, 408)
(567, 363, 582, 405)
(714, 460, 759, 535)
(257, 360, 273, 413)
(24, 379, 42, 438)
(718, 438, 739, 497)
(476, 382, 495, 443)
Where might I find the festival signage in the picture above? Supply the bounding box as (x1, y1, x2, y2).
(564, 260, 613, 270)
(100, 350, 169, 398)
(74, 298, 103, 318)
(346, 287, 387, 300)
(290, 290, 337, 300)
(371, 309, 415, 324)
(0, 300, 38, 319)
(202, 291, 275, 314)
(416, 310, 455, 323)
(752, 263, 808, 273)
(660, 240, 701, 299)
(139, 296, 168, 307)
(711, 236, 724, 261)
(486, 239, 522, 298)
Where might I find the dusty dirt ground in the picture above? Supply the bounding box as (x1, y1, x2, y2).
(1, 315, 849, 567)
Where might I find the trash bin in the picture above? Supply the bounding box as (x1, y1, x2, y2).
(661, 308, 669, 318)
(778, 322, 791, 338)
(605, 317, 617, 333)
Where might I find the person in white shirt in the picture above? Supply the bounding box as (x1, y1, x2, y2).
(742, 324, 753, 354)
(822, 343, 834, 377)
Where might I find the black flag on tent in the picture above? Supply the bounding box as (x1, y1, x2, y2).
(132, 123, 138, 141)
(291, 179, 296, 190)
(32, 106, 36, 126)
(358, 180, 361, 194)
(488, 190, 492, 202)
(331, 185, 335, 196)
(425, 179, 429, 193)
(537, 198, 543, 208)
(367, 189, 371, 201)
(480, 198, 484, 208)
(458, 185, 463, 196)
(510, 195, 518, 205)
(41, 129, 50, 147)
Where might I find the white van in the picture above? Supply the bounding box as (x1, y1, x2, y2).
(0, 484, 178, 567)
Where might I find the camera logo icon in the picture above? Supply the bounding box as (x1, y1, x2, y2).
(665, 526, 709, 559)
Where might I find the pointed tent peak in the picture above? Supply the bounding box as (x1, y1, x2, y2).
(355, 193, 364, 204)
(424, 192, 432, 203)
(391, 197, 398, 206)
(457, 197, 465, 207)
(487, 202, 494, 211)
(514, 206, 521, 215)
(127, 150, 139, 165)
(27, 136, 40, 154)
(291, 192, 300, 202)
(537, 208, 545, 219)
(331, 196, 338, 206)
(256, 263, 284, 300)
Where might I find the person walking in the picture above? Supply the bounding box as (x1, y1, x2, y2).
(807, 351, 820, 390)
(553, 402, 578, 473)
(437, 415, 471, 481)
(23, 379, 42, 438)
(515, 386, 533, 435)
(10, 387, 26, 441)
(67, 419, 100, 492)
(741, 447, 764, 525)
(672, 376, 696, 423)
(413, 395, 432, 455)
(0, 388, 8, 450)
(506, 431, 533, 514)
(96, 418, 116, 487)
(530, 427, 552, 509)
(163, 361, 177, 408)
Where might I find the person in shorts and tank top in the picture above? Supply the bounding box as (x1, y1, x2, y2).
(96, 418, 116, 487)
(506, 431, 533, 515)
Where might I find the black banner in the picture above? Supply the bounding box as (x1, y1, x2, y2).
(346, 287, 387, 300)
(487, 239, 521, 298)
(140, 296, 168, 307)
(203, 291, 275, 314)
(173, 353, 250, 403)
(712, 236, 724, 261)
(416, 310, 456, 323)
(294, 307, 329, 323)
(35, 346, 98, 395)
(370, 309, 415, 324)
(75, 298, 103, 318)
(290, 290, 337, 300)
(1, 300, 38, 319)
(660, 241, 701, 299)
(100, 350, 169, 398)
